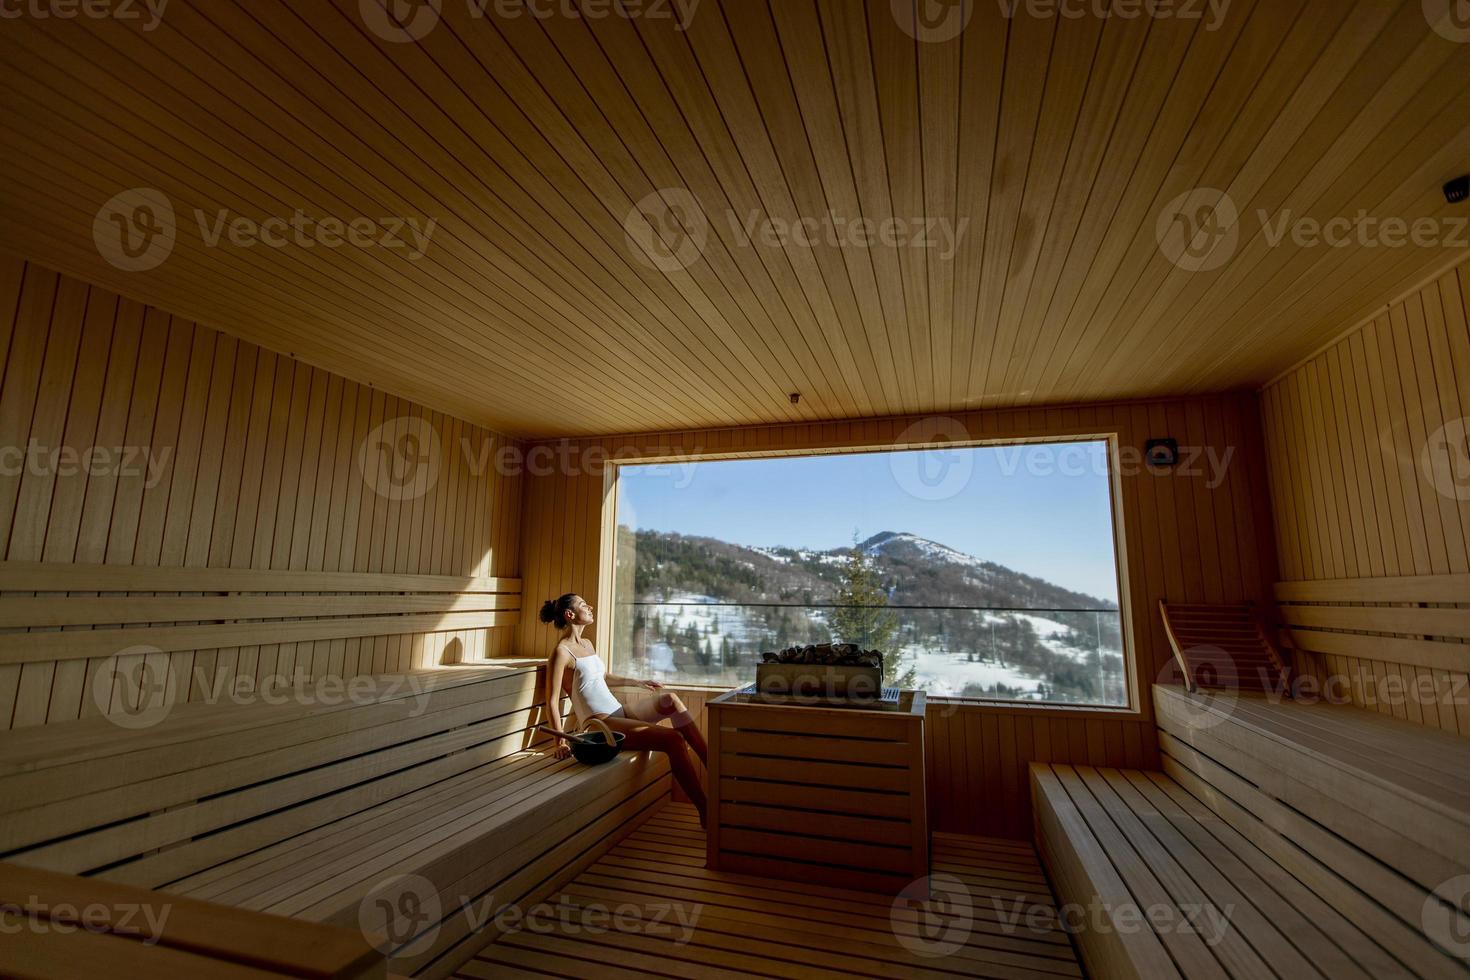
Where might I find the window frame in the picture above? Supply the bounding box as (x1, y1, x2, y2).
(599, 431, 1140, 716)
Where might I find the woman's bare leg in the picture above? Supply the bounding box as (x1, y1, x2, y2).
(601, 715, 707, 824)
(617, 689, 709, 766)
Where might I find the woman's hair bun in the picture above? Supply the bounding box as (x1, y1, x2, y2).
(539, 593, 577, 628)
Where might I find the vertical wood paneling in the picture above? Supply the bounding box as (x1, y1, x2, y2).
(520, 391, 1277, 837)
(0, 261, 524, 729)
(1263, 258, 1470, 733)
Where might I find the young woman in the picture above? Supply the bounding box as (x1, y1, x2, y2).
(540, 593, 708, 825)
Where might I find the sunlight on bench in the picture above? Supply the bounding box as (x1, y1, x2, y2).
(0, 664, 670, 978)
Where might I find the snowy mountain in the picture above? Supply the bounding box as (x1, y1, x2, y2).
(612, 528, 1126, 704)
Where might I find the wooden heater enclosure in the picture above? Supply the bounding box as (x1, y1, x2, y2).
(705, 688, 929, 895)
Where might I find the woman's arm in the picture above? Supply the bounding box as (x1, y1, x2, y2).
(606, 670, 661, 690)
(544, 645, 572, 732)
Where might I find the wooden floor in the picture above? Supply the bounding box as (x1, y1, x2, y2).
(454, 803, 1081, 979)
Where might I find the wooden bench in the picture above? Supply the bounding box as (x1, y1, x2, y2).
(1033, 686, 1470, 979)
(0, 663, 671, 978)
(1, 862, 384, 979)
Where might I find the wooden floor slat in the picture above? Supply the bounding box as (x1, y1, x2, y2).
(457, 803, 1081, 980)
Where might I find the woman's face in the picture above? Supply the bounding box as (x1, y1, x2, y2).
(569, 595, 595, 626)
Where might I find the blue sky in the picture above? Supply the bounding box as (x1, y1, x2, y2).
(616, 441, 1122, 601)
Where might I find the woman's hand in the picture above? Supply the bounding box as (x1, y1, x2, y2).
(640, 679, 663, 691)
(551, 738, 571, 760)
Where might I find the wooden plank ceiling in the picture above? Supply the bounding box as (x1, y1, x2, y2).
(2, 0, 1468, 437)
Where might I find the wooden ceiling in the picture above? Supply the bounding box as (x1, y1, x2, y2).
(2, 0, 1468, 436)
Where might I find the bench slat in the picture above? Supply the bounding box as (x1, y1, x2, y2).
(401, 776, 670, 978)
(2, 674, 541, 841)
(1123, 771, 1375, 979)
(0, 610, 518, 664)
(0, 560, 519, 595)
(1081, 766, 1279, 978)
(1031, 764, 1180, 980)
(0, 665, 538, 774)
(1159, 754, 1462, 977)
(0, 916, 288, 980)
(1050, 764, 1231, 979)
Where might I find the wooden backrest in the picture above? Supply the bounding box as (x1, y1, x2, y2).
(1274, 573, 1470, 686)
(0, 561, 523, 723)
(0, 663, 546, 890)
(1157, 600, 1289, 693)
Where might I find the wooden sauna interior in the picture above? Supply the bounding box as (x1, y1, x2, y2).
(1, 1, 1468, 977)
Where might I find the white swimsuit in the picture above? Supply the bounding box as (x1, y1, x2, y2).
(569, 653, 623, 728)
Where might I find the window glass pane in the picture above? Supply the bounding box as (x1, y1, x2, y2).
(611, 440, 1127, 706)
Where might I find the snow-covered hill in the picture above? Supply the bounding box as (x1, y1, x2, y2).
(613, 529, 1126, 705)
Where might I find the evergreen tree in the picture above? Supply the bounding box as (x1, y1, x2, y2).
(831, 538, 915, 688)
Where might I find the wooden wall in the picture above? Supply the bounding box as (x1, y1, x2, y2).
(517, 392, 1277, 836)
(1261, 258, 1470, 734)
(0, 259, 524, 729)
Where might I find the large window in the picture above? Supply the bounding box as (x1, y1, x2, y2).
(609, 439, 1129, 707)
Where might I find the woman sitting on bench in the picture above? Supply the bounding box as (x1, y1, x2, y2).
(541, 593, 708, 826)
